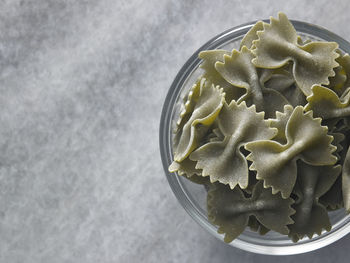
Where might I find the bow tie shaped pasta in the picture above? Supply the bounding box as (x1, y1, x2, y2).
(245, 106, 337, 198)
(215, 46, 289, 117)
(173, 78, 225, 162)
(251, 13, 339, 96)
(199, 50, 245, 103)
(305, 85, 350, 120)
(190, 100, 276, 189)
(208, 181, 295, 243)
(288, 162, 341, 242)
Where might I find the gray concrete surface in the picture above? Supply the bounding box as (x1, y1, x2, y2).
(1, 0, 350, 262)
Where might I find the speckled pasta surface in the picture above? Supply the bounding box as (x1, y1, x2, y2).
(288, 162, 340, 241)
(207, 182, 294, 243)
(169, 12, 350, 243)
(215, 46, 289, 117)
(190, 101, 276, 189)
(251, 13, 339, 96)
(245, 106, 337, 199)
(199, 50, 245, 103)
(173, 78, 225, 162)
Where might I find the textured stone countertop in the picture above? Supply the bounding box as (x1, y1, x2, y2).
(1, 0, 350, 262)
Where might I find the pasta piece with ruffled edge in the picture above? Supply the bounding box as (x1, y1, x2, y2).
(207, 181, 295, 243)
(270, 106, 343, 164)
(170, 79, 204, 179)
(245, 106, 337, 199)
(337, 53, 350, 91)
(173, 78, 225, 162)
(168, 159, 210, 185)
(251, 12, 339, 96)
(288, 161, 341, 242)
(322, 120, 346, 157)
(174, 79, 201, 134)
(329, 131, 345, 160)
(190, 100, 277, 189)
(305, 85, 350, 121)
(319, 132, 346, 210)
(327, 50, 347, 95)
(215, 46, 290, 118)
(271, 107, 340, 150)
(199, 50, 245, 103)
(169, 158, 201, 178)
(337, 53, 350, 89)
(240, 21, 305, 51)
(240, 21, 265, 50)
(342, 146, 350, 213)
(171, 120, 225, 180)
(269, 104, 294, 144)
(327, 51, 350, 96)
(170, 126, 226, 184)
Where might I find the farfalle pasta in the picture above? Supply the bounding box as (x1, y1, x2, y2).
(168, 12, 350, 243)
(173, 78, 225, 162)
(251, 13, 339, 96)
(215, 46, 289, 117)
(207, 181, 294, 243)
(288, 162, 340, 241)
(245, 106, 337, 199)
(190, 100, 276, 189)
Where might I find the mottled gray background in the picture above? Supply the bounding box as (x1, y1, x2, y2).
(1, 0, 350, 262)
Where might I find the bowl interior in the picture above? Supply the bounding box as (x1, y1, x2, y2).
(160, 20, 350, 255)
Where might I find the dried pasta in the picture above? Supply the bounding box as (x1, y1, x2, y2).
(168, 12, 350, 243)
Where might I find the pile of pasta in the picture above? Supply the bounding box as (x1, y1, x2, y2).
(169, 12, 350, 243)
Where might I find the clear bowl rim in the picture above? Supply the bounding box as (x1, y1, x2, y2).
(159, 19, 350, 255)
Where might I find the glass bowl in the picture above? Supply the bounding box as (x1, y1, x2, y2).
(159, 19, 350, 255)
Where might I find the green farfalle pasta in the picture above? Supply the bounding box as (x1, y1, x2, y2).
(240, 21, 265, 50)
(215, 46, 289, 117)
(190, 100, 277, 189)
(208, 181, 294, 243)
(328, 51, 350, 96)
(207, 182, 295, 242)
(288, 162, 340, 242)
(199, 50, 245, 103)
(329, 131, 345, 160)
(173, 78, 225, 162)
(174, 78, 202, 135)
(169, 158, 201, 178)
(168, 12, 350, 244)
(252, 12, 339, 96)
(327, 50, 347, 94)
(305, 85, 350, 120)
(245, 106, 337, 198)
